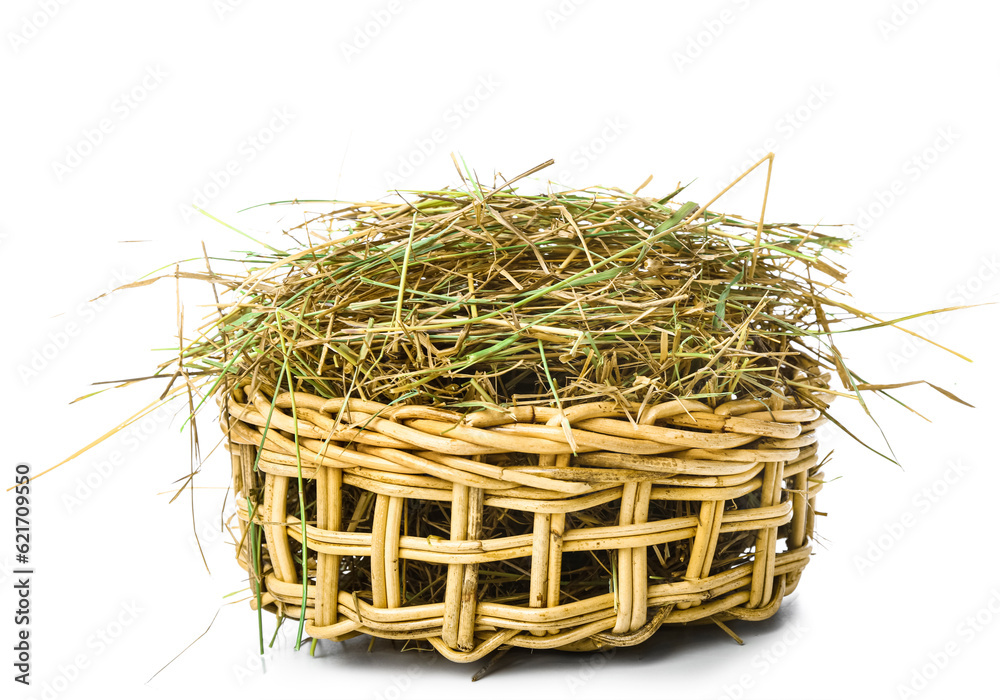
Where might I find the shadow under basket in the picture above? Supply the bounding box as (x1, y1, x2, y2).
(225, 386, 826, 662)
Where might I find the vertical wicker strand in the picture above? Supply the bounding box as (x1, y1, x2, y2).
(384, 496, 404, 609)
(750, 395, 787, 609)
(314, 467, 342, 627)
(263, 473, 296, 583)
(545, 513, 566, 610)
(443, 483, 470, 648)
(230, 444, 243, 504)
(789, 470, 809, 550)
(240, 444, 257, 507)
(237, 444, 257, 561)
(785, 467, 809, 590)
(370, 495, 390, 609)
(628, 481, 653, 630)
(806, 476, 818, 540)
(545, 453, 569, 626)
(457, 486, 483, 650)
(699, 502, 725, 580)
(677, 499, 719, 610)
(528, 512, 552, 636)
(612, 483, 637, 633)
(630, 400, 674, 626)
(749, 461, 781, 608)
(806, 465, 825, 540)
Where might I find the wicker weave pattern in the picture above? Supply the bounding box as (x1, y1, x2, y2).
(227, 389, 825, 662)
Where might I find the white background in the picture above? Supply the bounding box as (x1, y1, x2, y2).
(2, 2, 998, 699)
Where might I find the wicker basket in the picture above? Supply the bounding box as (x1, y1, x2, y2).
(226, 377, 827, 662)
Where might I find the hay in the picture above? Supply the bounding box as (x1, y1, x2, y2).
(175, 161, 857, 412)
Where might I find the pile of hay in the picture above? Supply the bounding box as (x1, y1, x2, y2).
(171, 164, 859, 415)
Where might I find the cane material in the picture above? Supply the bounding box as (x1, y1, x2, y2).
(228, 385, 826, 660)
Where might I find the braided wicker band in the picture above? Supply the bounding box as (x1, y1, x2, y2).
(226, 388, 826, 662)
